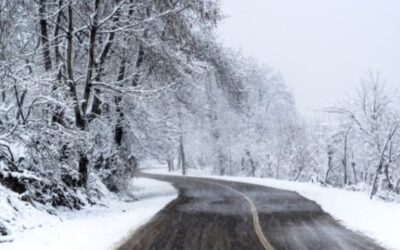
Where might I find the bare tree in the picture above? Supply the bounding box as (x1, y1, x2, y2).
(329, 72, 400, 198)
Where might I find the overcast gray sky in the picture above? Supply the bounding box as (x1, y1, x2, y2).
(217, 0, 400, 114)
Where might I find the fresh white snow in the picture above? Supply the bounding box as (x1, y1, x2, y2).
(146, 167, 400, 250)
(0, 178, 177, 250)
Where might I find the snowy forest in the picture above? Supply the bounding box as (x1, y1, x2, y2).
(1, 0, 400, 237)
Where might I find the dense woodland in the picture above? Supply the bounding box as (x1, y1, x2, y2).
(0, 0, 399, 216)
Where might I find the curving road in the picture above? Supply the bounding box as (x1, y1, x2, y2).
(117, 173, 384, 250)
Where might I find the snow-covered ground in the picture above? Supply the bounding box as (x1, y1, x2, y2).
(146, 167, 400, 250)
(0, 178, 177, 250)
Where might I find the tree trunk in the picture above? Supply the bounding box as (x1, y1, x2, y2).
(39, 0, 65, 124)
(351, 162, 358, 184)
(325, 156, 333, 184)
(81, 0, 99, 116)
(249, 158, 255, 177)
(114, 59, 126, 146)
(66, 3, 85, 129)
(177, 146, 182, 171)
(370, 163, 383, 199)
(90, 91, 102, 117)
(66, 2, 87, 187)
(293, 165, 304, 182)
(384, 163, 393, 190)
(132, 42, 145, 86)
(38, 0, 52, 72)
(167, 156, 174, 172)
(395, 178, 400, 194)
(78, 152, 89, 188)
(179, 135, 186, 176)
(177, 111, 186, 175)
(13, 85, 26, 123)
(53, 0, 64, 64)
(342, 129, 350, 186)
(385, 143, 394, 189)
(114, 110, 124, 146)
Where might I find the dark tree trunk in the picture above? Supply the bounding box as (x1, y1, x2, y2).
(114, 111, 124, 146)
(78, 153, 89, 188)
(325, 156, 333, 184)
(351, 162, 358, 184)
(342, 128, 350, 186)
(167, 157, 174, 172)
(385, 143, 394, 189)
(38, 0, 52, 72)
(13, 85, 26, 123)
(177, 147, 182, 172)
(39, 0, 65, 124)
(395, 178, 400, 194)
(177, 111, 186, 175)
(179, 135, 186, 176)
(114, 58, 126, 146)
(132, 43, 145, 86)
(66, 3, 85, 129)
(90, 91, 102, 117)
(249, 158, 255, 177)
(293, 166, 304, 182)
(384, 163, 393, 189)
(66, 2, 87, 187)
(53, 0, 64, 64)
(370, 163, 383, 199)
(81, 0, 99, 116)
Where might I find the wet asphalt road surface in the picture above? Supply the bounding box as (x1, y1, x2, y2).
(117, 173, 385, 250)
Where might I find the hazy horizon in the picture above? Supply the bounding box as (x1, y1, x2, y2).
(217, 0, 400, 115)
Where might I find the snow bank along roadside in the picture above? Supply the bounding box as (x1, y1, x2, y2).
(145, 168, 400, 250)
(0, 178, 177, 250)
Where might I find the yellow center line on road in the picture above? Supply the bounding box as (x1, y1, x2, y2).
(198, 179, 275, 250)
